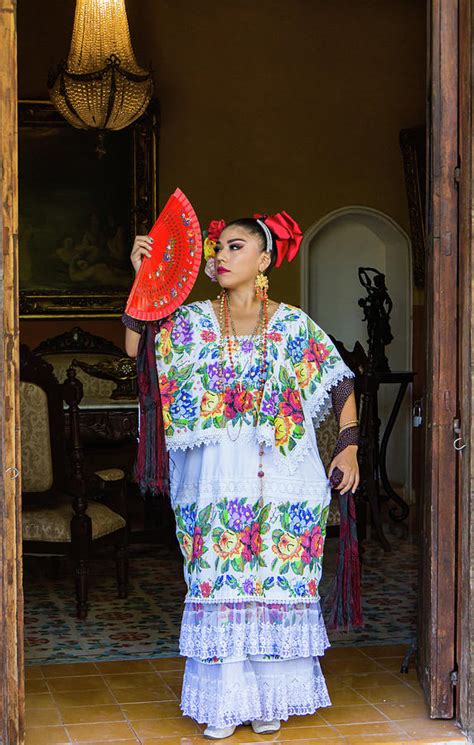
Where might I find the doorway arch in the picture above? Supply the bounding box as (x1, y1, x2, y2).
(300, 205, 413, 500)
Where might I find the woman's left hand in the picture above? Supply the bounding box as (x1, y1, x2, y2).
(328, 445, 360, 496)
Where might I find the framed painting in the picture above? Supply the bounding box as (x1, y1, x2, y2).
(18, 100, 159, 317)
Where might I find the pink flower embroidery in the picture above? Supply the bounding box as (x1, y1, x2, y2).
(201, 329, 217, 342)
(200, 581, 212, 598)
(241, 522, 262, 561)
(192, 527, 204, 560)
(301, 526, 324, 559)
(303, 338, 330, 367)
(280, 388, 304, 424)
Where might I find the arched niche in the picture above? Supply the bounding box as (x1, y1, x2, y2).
(301, 206, 413, 502)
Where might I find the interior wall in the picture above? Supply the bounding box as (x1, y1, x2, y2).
(18, 0, 426, 348)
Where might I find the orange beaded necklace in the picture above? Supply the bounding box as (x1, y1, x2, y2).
(217, 289, 269, 505)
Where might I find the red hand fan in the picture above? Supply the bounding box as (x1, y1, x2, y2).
(125, 188, 202, 320)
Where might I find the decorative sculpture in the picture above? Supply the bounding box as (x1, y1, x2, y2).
(357, 267, 393, 373)
(72, 357, 137, 400)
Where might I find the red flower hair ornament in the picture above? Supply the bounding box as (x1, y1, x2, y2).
(253, 211, 304, 268)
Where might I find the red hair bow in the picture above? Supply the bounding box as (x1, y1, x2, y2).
(207, 219, 226, 241)
(254, 211, 303, 269)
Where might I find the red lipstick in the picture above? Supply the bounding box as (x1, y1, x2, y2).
(217, 267, 230, 274)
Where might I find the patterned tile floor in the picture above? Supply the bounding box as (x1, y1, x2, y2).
(25, 645, 467, 744)
(24, 537, 418, 666)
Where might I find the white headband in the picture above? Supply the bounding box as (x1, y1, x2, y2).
(256, 218, 273, 253)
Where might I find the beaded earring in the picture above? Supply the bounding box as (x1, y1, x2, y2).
(255, 272, 269, 300)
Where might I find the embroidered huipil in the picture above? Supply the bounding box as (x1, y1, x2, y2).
(154, 299, 355, 727)
(156, 299, 354, 603)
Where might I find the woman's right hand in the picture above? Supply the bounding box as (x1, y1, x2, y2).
(130, 235, 154, 274)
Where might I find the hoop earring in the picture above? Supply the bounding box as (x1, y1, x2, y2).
(255, 272, 269, 300)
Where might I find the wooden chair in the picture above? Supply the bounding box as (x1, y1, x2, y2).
(20, 344, 129, 619)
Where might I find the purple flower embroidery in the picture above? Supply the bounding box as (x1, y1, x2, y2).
(207, 362, 221, 388)
(227, 499, 255, 531)
(261, 390, 279, 417)
(171, 316, 193, 345)
(242, 578, 254, 594)
(241, 339, 254, 354)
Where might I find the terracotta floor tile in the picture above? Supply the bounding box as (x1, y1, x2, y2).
(150, 657, 186, 672)
(397, 717, 465, 737)
(25, 665, 44, 679)
(278, 740, 346, 745)
(358, 684, 423, 705)
(131, 715, 203, 738)
(111, 685, 177, 704)
(104, 672, 163, 689)
(375, 701, 431, 720)
(66, 721, 137, 742)
(274, 725, 342, 740)
(60, 704, 126, 724)
(26, 678, 50, 694)
(26, 692, 57, 709)
(320, 703, 389, 726)
(121, 701, 182, 720)
(324, 647, 370, 660)
(334, 721, 404, 737)
(48, 676, 108, 693)
(25, 725, 71, 744)
(322, 657, 386, 675)
(95, 659, 154, 674)
(376, 658, 415, 674)
(393, 671, 421, 685)
(52, 689, 117, 708)
(41, 663, 99, 678)
(139, 739, 209, 745)
(158, 670, 185, 683)
(25, 707, 63, 727)
(343, 737, 409, 744)
(281, 712, 326, 727)
(339, 671, 400, 689)
(326, 687, 369, 706)
(358, 644, 413, 659)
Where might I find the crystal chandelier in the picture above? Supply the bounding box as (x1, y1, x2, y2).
(48, 0, 153, 147)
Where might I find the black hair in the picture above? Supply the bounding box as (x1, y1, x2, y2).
(225, 217, 277, 275)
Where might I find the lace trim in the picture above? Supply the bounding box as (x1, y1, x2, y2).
(183, 593, 325, 605)
(181, 657, 331, 727)
(179, 600, 330, 659)
(170, 477, 330, 505)
(308, 368, 356, 430)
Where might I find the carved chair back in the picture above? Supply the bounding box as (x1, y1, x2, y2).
(34, 327, 126, 400)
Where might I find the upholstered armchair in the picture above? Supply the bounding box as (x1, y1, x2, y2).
(20, 344, 129, 619)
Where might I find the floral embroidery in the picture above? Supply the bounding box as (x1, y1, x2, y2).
(177, 497, 329, 602)
(156, 301, 353, 466)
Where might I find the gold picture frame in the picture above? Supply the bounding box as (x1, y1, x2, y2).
(18, 100, 159, 317)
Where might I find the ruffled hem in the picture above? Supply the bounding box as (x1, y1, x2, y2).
(181, 655, 331, 727)
(180, 600, 330, 659)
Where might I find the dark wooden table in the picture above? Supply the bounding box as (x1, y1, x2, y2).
(357, 370, 415, 551)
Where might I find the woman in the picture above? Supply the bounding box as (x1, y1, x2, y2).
(124, 212, 360, 739)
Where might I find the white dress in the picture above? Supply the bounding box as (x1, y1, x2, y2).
(155, 300, 354, 727)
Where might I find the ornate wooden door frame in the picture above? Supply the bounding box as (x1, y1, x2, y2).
(0, 1, 24, 744)
(457, 0, 474, 735)
(418, 0, 471, 722)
